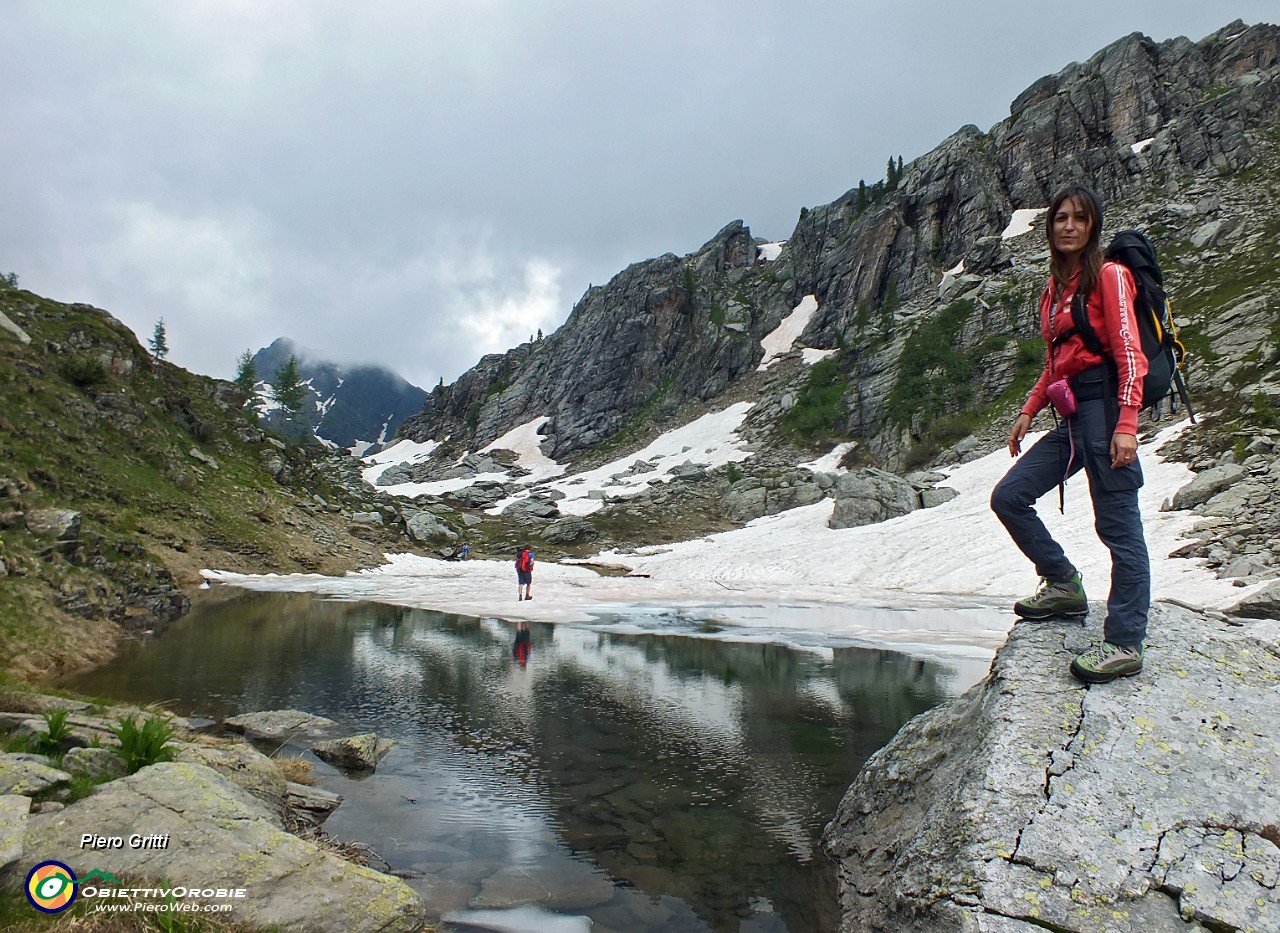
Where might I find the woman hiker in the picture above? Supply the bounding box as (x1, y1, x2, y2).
(990, 184, 1150, 684)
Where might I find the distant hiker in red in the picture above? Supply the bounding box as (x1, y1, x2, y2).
(512, 620, 531, 667)
(990, 184, 1150, 685)
(515, 545, 535, 600)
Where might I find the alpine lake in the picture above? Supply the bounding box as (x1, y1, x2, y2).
(64, 588, 992, 933)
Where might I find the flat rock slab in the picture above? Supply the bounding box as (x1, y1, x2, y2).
(0, 754, 70, 796)
(12, 762, 425, 933)
(224, 709, 338, 742)
(824, 603, 1280, 933)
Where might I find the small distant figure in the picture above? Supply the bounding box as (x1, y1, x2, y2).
(515, 545, 535, 600)
(445, 542, 470, 561)
(512, 620, 531, 667)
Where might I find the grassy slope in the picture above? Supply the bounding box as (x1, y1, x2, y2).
(0, 287, 398, 682)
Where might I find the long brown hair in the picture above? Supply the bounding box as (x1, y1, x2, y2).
(1047, 185, 1103, 295)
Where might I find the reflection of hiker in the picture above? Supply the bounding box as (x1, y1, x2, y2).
(991, 184, 1149, 685)
(515, 545, 535, 600)
(512, 620, 531, 667)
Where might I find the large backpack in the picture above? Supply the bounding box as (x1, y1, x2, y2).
(516, 549, 532, 572)
(1067, 230, 1194, 421)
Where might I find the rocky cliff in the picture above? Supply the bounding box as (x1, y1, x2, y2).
(822, 606, 1280, 933)
(398, 20, 1280, 469)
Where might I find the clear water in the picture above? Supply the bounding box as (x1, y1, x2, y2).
(65, 589, 981, 933)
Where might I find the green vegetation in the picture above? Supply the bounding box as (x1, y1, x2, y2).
(113, 714, 177, 774)
(269, 355, 306, 412)
(784, 355, 848, 439)
(35, 707, 72, 752)
(884, 298, 978, 428)
(1, 286, 390, 680)
(232, 349, 257, 396)
(148, 319, 169, 360)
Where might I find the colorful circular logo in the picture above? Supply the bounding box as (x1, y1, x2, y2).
(25, 861, 78, 913)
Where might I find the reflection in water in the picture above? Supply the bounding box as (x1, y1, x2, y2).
(65, 589, 970, 932)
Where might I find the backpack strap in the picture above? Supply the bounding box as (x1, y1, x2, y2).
(1051, 290, 1105, 355)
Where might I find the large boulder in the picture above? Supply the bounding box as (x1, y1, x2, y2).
(1166, 463, 1246, 511)
(9, 762, 426, 933)
(823, 605, 1280, 933)
(828, 468, 919, 529)
(23, 509, 81, 541)
(404, 511, 458, 543)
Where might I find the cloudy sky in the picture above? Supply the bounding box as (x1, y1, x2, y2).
(2, 2, 1274, 389)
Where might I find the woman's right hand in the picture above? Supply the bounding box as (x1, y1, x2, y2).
(1008, 413, 1032, 457)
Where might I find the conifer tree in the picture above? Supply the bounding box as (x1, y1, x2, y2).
(233, 350, 257, 395)
(271, 355, 307, 413)
(149, 319, 169, 360)
(856, 180, 868, 212)
(886, 157, 898, 191)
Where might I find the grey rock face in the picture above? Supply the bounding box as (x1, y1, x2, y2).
(823, 605, 1280, 933)
(405, 511, 457, 542)
(387, 21, 1280, 480)
(829, 468, 920, 529)
(23, 509, 81, 541)
(543, 516, 596, 544)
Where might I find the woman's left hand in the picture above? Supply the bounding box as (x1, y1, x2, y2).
(1110, 432, 1138, 470)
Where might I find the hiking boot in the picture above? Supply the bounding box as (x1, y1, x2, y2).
(1070, 642, 1144, 684)
(1013, 572, 1087, 619)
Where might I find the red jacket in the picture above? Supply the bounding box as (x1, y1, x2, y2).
(1021, 261, 1147, 436)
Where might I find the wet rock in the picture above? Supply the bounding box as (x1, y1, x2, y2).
(287, 782, 343, 828)
(311, 734, 393, 772)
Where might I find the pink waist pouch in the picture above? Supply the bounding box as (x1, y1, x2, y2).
(1046, 378, 1077, 417)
